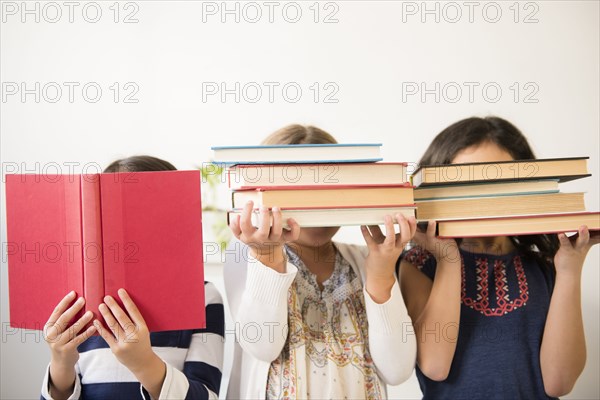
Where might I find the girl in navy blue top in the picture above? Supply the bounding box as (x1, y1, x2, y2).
(398, 117, 599, 399)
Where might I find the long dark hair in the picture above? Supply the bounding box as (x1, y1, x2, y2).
(420, 116, 559, 267)
(103, 155, 176, 173)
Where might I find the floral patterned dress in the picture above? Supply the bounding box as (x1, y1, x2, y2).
(266, 245, 385, 400)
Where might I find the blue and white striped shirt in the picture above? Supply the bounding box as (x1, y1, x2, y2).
(41, 282, 224, 400)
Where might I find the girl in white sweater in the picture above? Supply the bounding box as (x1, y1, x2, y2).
(224, 125, 417, 399)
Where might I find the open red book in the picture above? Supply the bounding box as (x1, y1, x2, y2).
(5, 171, 205, 332)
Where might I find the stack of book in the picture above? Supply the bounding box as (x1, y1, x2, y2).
(411, 157, 600, 237)
(212, 143, 416, 227)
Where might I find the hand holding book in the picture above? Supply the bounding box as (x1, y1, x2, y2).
(361, 214, 417, 304)
(45, 291, 97, 399)
(229, 200, 301, 272)
(554, 226, 600, 276)
(94, 289, 166, 399)
(45, 288, 166, 399)
(412, 221, 460, 263)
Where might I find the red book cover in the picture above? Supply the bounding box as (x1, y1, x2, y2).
(6, 175, 85, 331)
(5, 171, 205, 332)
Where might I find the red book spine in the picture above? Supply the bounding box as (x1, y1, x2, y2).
(81, 174, 104, 327)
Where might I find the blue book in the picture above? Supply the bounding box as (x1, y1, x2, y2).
(211, 143, 383, 165)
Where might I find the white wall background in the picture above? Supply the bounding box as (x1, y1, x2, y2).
(1, 1, 599, 398)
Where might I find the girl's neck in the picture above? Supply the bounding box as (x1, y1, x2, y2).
(290, 240, 335, 261)
(459, 236, 516, 256)
(290, 241, 337, 288)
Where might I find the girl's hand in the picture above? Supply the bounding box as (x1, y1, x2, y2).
(95, 289, 166, 398)
(413, 220, 459, 263)
(44, 291, 96, 397)
(361, 213, 417, 303)
(95, 289, 158, 374)
(229, 201, 300, 271)
(554, 226, 599, 275)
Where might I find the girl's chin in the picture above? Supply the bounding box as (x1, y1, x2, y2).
(294, 227, 340, 247)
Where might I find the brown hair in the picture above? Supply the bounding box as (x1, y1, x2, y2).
(261, 124, 337, 145)
(103, 155, 176, 173)
(419, 116, 536, 166)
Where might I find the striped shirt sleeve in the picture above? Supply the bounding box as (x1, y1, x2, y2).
(146, 282, 225, 400)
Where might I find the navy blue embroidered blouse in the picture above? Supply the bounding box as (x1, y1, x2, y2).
(402, 247, 557, 400)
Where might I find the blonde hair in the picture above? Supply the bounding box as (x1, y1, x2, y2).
(261, 124, 337, 145)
